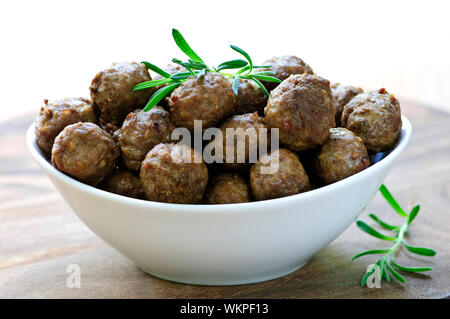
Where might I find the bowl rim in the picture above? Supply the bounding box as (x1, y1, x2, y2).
(26, 115, 412, 213)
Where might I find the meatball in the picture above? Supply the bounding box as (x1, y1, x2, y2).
(167, 72, 235, 130)
(90, 62, 154, 125)
(330, 83, 363, 126)
(35, 98, 97, 155)
(265, 74, 336, 151)
(140, 143, 208, 204)
(229, 78, 267, 115)
(51, 122, 120, 186)
(250, 148, 310, 201)
(100, 169, 144, 199)
(315, 128, 370, 184)
(214, 112, 269, 170)
(259, 55, 314, 91)
(341, 88, 402, 153)
(118, 107, 175, 171)
(205, 172, 251, 204)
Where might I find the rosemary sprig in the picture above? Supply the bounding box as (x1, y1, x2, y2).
(352, 184, 436, 286)
(133, 29, 281, 111)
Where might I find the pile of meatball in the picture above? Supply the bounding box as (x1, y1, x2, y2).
(35, 56, 402, 204)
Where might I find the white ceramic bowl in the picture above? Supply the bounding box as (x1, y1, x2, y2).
(26, 116, 411, 285)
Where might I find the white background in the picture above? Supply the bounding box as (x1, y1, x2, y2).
(1, 0, 449, 123)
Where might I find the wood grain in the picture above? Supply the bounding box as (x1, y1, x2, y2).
(0, 102, 449, 299)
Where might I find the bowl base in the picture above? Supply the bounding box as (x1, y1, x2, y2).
(140, 259, 310, 286)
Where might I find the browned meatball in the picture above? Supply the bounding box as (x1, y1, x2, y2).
(214, 112, 269, 170)
(100, 169, 144, 199)
(315, 128, 370, 184)
(52, 122, 120, 186)
(259, 55, 314, 91)
(167, 72, 235, 130)
(228, 78, 267, 115)
(35, 98, 97, 155)
(90, 62, 154, 125)
(330, 83, 363, 126)
(118, 107, 175, 171)
(341, 88, 402, 153)
(140, 143, 208, 204)
(265, 74, 336, 151)
(250, 148, 310, 201)
(205, 172, 251, 204)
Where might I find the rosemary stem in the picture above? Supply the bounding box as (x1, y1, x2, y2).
(388, 222, 408, 254)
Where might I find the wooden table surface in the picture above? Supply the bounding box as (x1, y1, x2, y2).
(1, 102, 449, 299)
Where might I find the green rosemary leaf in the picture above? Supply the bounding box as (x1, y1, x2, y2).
(351, 249, 390, 261)
(133, 78, 174, 91)
(390, 257, 432, 273)
(386, 261, 406, 283)
(184, 63, 206, 70)
(143, 83, 180, 112)
(141, 61, 171, 78)
(170, 71, 193, 81)
(216, 59, 248, 71)
(407, 205, 420, 225)
(402, 241, 436, 256)
(188, 59, 208, 69)
(361, 264, 377, 287)
(382, 263, 391, 283)
(171, 58, 184, 65)
(379, 184, 408, 217)
(248, 71, 276, 76)
(250, 78, 269, 98)
(230, 45, 253, 73)
(361, 271, 372, 287)
(246, 74, 281, 83)
(236, 65, 250, 74)
(356, 220, 397, 241)
(232, 76, 240, 95)
(369, 213, 400, 231)
(379, 258, 386, 281)
(172, 29, 203, 62)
